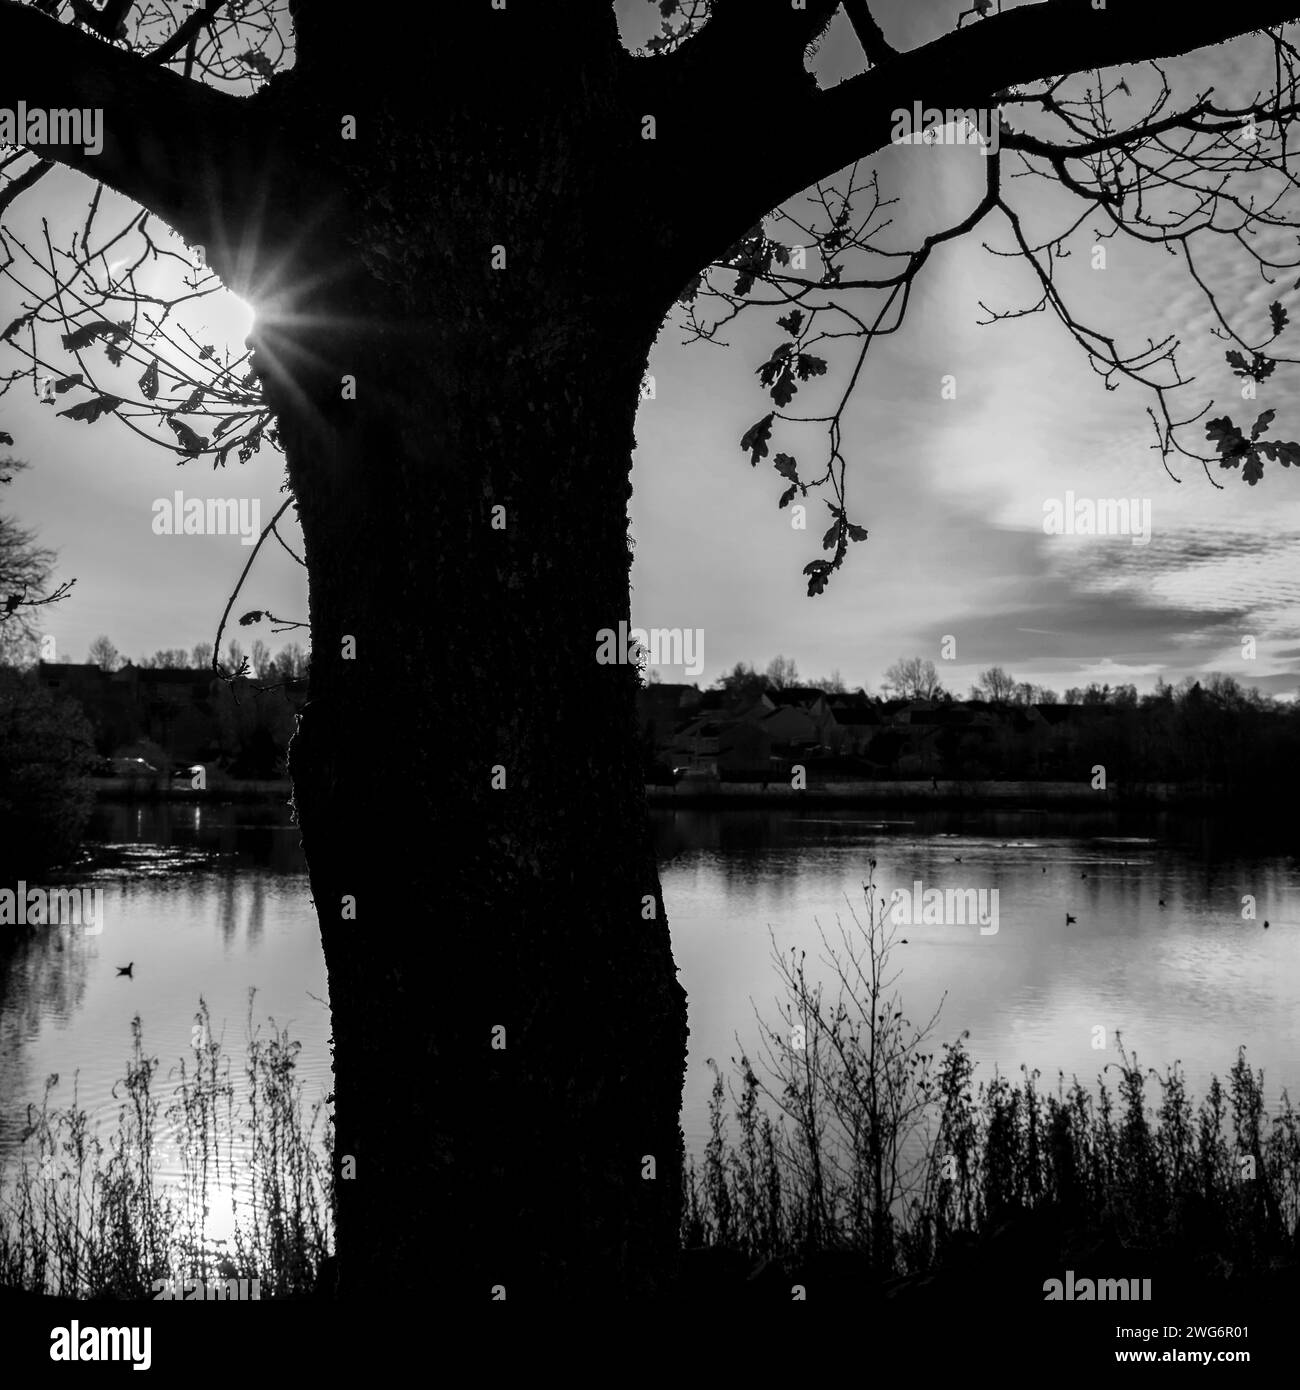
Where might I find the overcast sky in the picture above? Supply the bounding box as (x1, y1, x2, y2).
(1, 0, 1297, 697)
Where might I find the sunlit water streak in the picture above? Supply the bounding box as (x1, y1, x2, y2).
(0, 803, 327, 1257)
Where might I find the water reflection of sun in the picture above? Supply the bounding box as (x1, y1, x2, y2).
(150, 1139, 259, 1265)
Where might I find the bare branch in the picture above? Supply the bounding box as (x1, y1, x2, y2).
(0, 0, 254, 250)
(841, 0, 897, 67)
(765, 0, 1300, 215)
(0, 159, 53, 219)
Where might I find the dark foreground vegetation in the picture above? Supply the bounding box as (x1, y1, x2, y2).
(0, 667, 96, 875)
(0, 996, 331, 1299)
(2, 891, 1295, 1308)
(677, 875, 1300, 1306)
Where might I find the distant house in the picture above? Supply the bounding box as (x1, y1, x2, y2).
(862, 699, 1019, 776)
(1025, 702, 1115, 775)
(35, 660, 309, 770)
(38, 661, 141, 753)
(650, 683, 1147, 781)
(766, 686, 838, 744)
(37, 661, 108, 697)
(695, 689, 730, 714)
(668, 714, 724, 774)
(825, 703, 882, 756)
(760, 703, 818, 748)
(667, 692, 792, 776)
(718, 718, 775, 774)
(767, 686, 829, 709)
(133, 666, 225, 762)
(891, 701, 941, 775)
(38, 660, 227, 762)
(636, 682, 702, 759)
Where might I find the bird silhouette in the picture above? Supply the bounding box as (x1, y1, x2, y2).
(954, 856, 962, 862)
(1158, 899, 1166, 907)
(899, 938, 910, 944)
(116, 962, 133, 977)
(1081, 871, 1088, 879)
(1065, 913, 1077, 925)
(1264, 920, 1270, 930)
(1042, 866, 1047, 873)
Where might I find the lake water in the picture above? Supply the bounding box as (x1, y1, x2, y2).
(0, 800, 328, 1228)
(1, 801, 1297, 1192)
(656, 806, 1300, 1151)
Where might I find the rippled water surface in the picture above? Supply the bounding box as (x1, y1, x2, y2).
(2, 802, 1296, 1184)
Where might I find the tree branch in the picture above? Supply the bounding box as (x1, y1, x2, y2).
(146, 0, 227, 66)
(672, 0, 842, 90)
(0, 157, 52, 218)
(0, 1, 254, 251)
(762, 0, 1300, 220)
(841, 0, 897, 67)
(69, 0, 135, 43)
(288, 0, 624, 82)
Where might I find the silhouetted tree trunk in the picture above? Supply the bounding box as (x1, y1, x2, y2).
(244, 43, 712, 1299)
(263, 125, 694, 1297)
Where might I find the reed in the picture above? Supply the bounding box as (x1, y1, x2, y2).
(682, 870, 1300, 1281)
(0, 990, 332, 1298)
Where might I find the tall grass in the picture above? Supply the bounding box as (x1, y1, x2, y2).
(0, 992, 332, 1298)
(683, 866, 1300, 1281)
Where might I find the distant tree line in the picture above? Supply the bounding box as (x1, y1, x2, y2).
(0, 665, 95, 874)
(0, 457, 91, 870)
(687, 656, 1300, 790)
(707, 655, 848, 700)
(85, 635, 309, 683)
(72, 636, 309, 779)
(714, 654, 1290, 711)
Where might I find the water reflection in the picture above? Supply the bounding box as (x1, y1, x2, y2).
(2, 801, 1296, 1217)
(653, 806, 1300, 1158)
(0, 801, 325, 1202)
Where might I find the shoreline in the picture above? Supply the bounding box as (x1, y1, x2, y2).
(90, 776, 1241, 811)
(91, 776, 292, 801)
(645, 779, 1226, 809)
